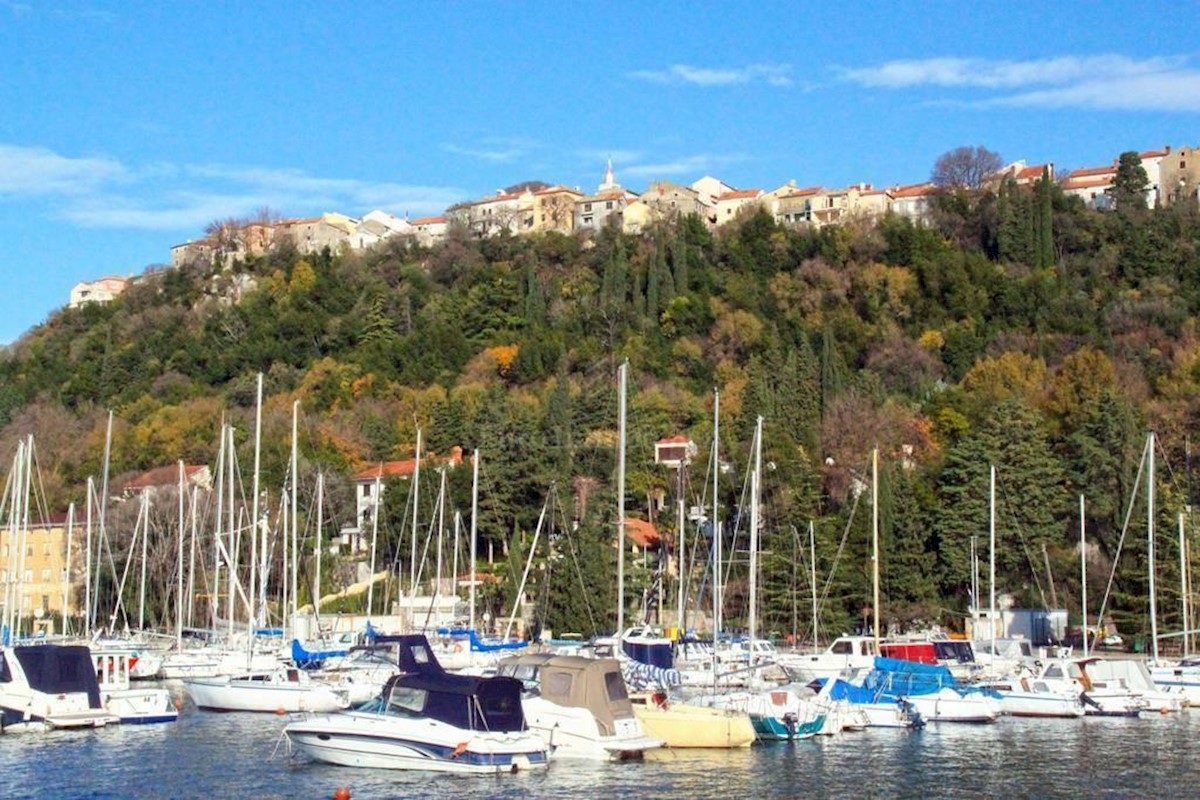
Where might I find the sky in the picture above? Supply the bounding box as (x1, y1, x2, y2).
(2, 1, 1198, 343)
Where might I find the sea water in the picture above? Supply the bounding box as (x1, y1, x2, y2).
(0, 697, 1193, 798)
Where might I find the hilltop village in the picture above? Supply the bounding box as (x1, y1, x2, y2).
(69, 144, 1199, 306)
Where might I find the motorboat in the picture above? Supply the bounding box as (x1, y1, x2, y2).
(630, 692, 756, 748)
(823, 679, 922, 728)
(1149, 659, 1200, 706)
(977, 675, 1085, 718)
(1081, 658, 1181, 713)
(700, 680, 834, 741)
(775, 636, 878, 682)
(853, 657, 1000, 723)
(0, 644, 118, 731)
(1033, 658, 1147, 717)
(184, 666, 349, 712)
(497, 653, 661, 760)
(285, 635, 548, 774)
(92, 648, 179, 723)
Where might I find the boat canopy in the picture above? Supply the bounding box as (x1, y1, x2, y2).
(536, 656, 633, 733)
(374, 635, 527, 733)
(8, 645, 102, 709)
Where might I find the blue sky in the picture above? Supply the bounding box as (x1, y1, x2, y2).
(2, 1, 1198, 343)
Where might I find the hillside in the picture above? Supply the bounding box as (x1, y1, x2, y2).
(4, 179, 1200, 641)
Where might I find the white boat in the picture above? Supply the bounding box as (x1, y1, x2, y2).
(285, 635, 548, 775)
(316, 645, 400, 706)
(1149, 660, 1200, 706)
(92, 648, 179, 724)
(497, 653, 662, 760)
(1034, 658, 1147, 716)
(978, 676, 1085, 718)
(904, 687, 1001, 723)
(184, 666, 349, 712)
(1084, 658, 1182, 713)
(775, 636, 879, 683)
(158, 645, 281, 680)
(0, 644, 119, 731)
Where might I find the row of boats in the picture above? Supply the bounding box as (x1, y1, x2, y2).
(3, 626, 1198, 775)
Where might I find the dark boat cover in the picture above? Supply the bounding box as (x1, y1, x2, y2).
(9, 645, 102, 709)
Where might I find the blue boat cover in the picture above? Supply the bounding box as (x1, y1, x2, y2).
(11, 645, 102, 709)
(863, 656, 1000, 699)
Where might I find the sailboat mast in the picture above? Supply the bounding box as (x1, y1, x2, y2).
(871, 447, 880, 650)
(367, 476, 381, 624)
(62, 504, 74, 636)
(810, 521, 818, 654)
(1149, 432, 1159, 662)
(617, 360, 628, 637)
(95, 411, 113, 634)
(990, 463, 997, 658)
(314, 472, 324, 619)
(137, 491, 148, 632)
(1081, 494, 1088, 658)
(748, 416, 762, 648)
(469, 449, 479, 634)
(291, 400, 300, 627)
(712, 390, 721, 638)
(249, 373, 263, 631)
(1180, 512, 1189, 657)
(177, 461, 185, 649)
(676, 459, 686, 632)
(84, 478, 93, 638)
(409, 428, 422, 603)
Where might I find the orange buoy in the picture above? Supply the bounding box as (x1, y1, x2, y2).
(275, 707, 288, 716)
(174, 697, 184, 710)
(333, 788, 351, 800)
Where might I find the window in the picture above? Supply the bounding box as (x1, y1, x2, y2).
(41, 569, 51, 581)
(43, 541, 51, 556)
(604, 670, 628, 701)
(831, 640, 853, 655)
(23, 570, 32, 582)
(584, 203, 592, 212)
(387, 686, 427, 716)
(544, 671, 573, 699)
(605, 201, 613, 210)
(582, 215, 593, 225)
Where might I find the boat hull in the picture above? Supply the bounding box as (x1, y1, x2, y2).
(286, 712, 549, 774)
(184, 677, 347, 713)
(633, 703, 755, 748)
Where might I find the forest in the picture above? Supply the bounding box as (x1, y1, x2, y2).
(3, 151, 1199, 647)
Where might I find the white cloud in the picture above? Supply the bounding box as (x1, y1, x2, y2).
(442, 137, 537, 164)
(0, 143, 465, 230)
(622, 153, 748, 180)
(629, 63, 793, 87)
(840, 54, 1200, 112)
(0, 144, 126, 195)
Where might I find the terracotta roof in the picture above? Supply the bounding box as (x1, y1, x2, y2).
(622, 518, 662, 549)
(785, 186, 823, 197)
(123, 464, 207, 492)
(656, 435, 692, 445)
(411, 216, 446, 226)
(717, 189, 762, 201)
(1062, 177, 1114, 190)
(278, 217, 324, 226)
(1016, 164, 1050, 181)
(577, 190, 632, 203)
(891, 182, 938, 198)
(535, 185, 583, 197)
(1140, 149, 1169, 159)
(353, 448, 464, 483)
(1069, 166, 1116, 179)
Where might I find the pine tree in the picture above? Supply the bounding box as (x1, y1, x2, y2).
(1035, 167, 1055, 269)
(1109, 151, 1150, 214)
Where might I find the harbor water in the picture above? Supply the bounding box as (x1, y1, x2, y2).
(0, 694, 1194, 799)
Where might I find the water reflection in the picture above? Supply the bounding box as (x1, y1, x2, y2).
(0, 706, 1195, 799)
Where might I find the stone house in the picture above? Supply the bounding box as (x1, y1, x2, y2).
(69, 276, 130, 308)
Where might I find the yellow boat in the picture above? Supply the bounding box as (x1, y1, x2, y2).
(631, 694, 756, 749)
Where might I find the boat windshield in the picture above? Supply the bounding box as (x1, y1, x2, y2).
(387, 686, 428, 717)
(604, 670, 628, 702)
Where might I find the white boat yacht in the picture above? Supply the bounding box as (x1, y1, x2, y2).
(978, 675, 1085, 718)
(1149, 659, 1200, 706)
(775, 636, 878, 682)
(497, 653, 662, 760)
(0, 644, 119, 731)
(1033, 658, 1147, 716)
(92, 648, 179, 723)
(184, 666, 349, 712)
(1083, 658, 1181, 713)
(285, 635, 548, 775)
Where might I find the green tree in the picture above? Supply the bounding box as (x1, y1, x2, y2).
(1109, 151, 1150, 214)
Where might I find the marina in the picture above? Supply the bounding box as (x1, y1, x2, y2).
(0, 693, 1196, 798)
